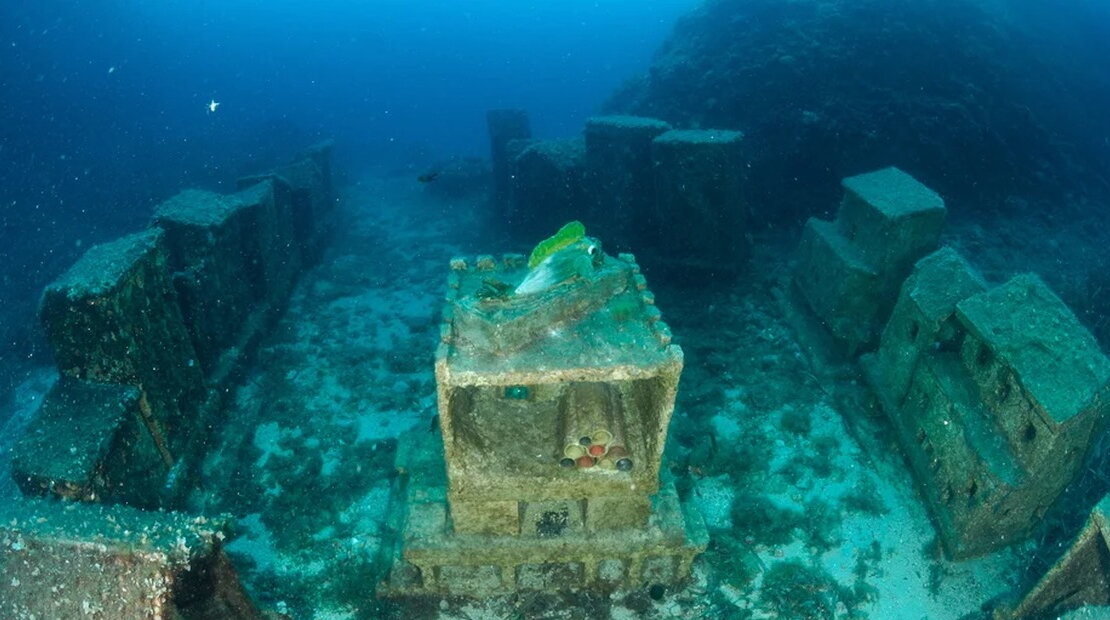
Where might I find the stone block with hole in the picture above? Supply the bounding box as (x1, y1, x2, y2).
(870, 272, 1110, 558)
(862, 247, 986, 405)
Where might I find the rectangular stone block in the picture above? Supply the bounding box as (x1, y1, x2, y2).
(451, 499, 520, 536)
(868, 247, 985, 404)
(837, 166, 946, 280)
(153, 189, 266, 371)
(793, 218, 880, 347)
(583, 115, 672, 244)
(406, 502, 448, 541)
(585, 495, 650, 531)
(957, 274, 1110, 426)
(11, 378, 167, 508)
(509, 138, 588, 240)
(517, 562, 583, 590)
(235, 179, 301, 304)
(0, 499, 261, 620)
(38, 229, 206, 460)
(651, 129, 746, 266)
(240, 156, 330, 263)
(521, 500, 585, 537)
(438, 565, 503, 594)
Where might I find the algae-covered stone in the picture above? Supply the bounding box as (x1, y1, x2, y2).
(794, 218, 879, 347)
(10, 378, 167, 508)
(583, 115, 673, 243)
(153, 188, 266, 371)
(792, 167, 946, 353)
(38, 229, 205, 461)
(0, 498, 261, 619)
(838, 166, 946, 281)
(956, 274, 1110, 428)
(651, 129, 747, 269)
(871, 272, 1110, 559)
(864, 247, 986, 404)
(509, 138, 588, 240)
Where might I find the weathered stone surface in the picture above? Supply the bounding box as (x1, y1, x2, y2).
(957, 274, 1110, 428)
(999, 495, 1110, 619)
(153, 189, 266, 371)
(239, 152, 332, 264)
(793, 218, 879, 347)
(379, 250, 706, 597)
(0, 498, 262, 620)
(508, 138, 588, 240)
(864, 247, 986, 405)
(583, 115, 672, 244)
(793, 167, 946, 352)
(38, 229, 206, 463)
(10, 378, 167, 508)
(651, 129, 747, 269)
(870, 272, 1110, 559)
(838, 166, 947, 286)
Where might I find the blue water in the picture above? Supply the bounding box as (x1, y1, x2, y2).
(0, 0, 695, 387)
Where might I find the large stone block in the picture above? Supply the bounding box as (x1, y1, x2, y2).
(235, 179, 301, 305)
(153, 189, 267, 371)
(0, 499, 261, 620)
(651, 129, 746, 267)
(11, 378, 166, 508)
(865, 247, 985, 405)
(838, 166, 947, 280)
(240, 155, 330, 263)
(508, 138, 588, 241)
(583, 115, 672, 244)
(794, 218, 880, 347)
(38, 229, 206, 461)
(874, 272, 1110, 559)
(956, 274, 1110, 433)
(792, 167, 946, 352)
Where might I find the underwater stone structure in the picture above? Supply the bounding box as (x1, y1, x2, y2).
(650, 128, 746, 270)
(32, 227, 207, 504)
(863, 259, 1110, 559)
(6, 142, 335, 617)
(0, 499, 262, 619)
(794, 166, 947, 353)
(379, 245, 706, 597)
(487, 108, 532, 213)
(583, 115, 672, 245)
(999, 494, 1110, 618)
(507, 138, 588, 241)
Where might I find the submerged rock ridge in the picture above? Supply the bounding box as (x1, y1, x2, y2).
(605, 0, 1110, 220)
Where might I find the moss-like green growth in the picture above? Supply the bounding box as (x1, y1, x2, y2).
(779, 406, 813, 436)
(731, 492, 802, 546)
(704, 534, 762, 591)
(527, 220, 586, 268)
(800, 498, 843, 551)
(608, 293, 641, 322)
(841, 477, 889, 516)
(760, 561, 838, 619)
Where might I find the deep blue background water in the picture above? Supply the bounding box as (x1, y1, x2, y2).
(0, 0, 696, 393)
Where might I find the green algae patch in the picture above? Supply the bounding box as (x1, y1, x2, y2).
(527, 220, 586, 268)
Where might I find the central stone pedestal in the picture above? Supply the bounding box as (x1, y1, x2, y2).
(378, 249, 706, 598)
